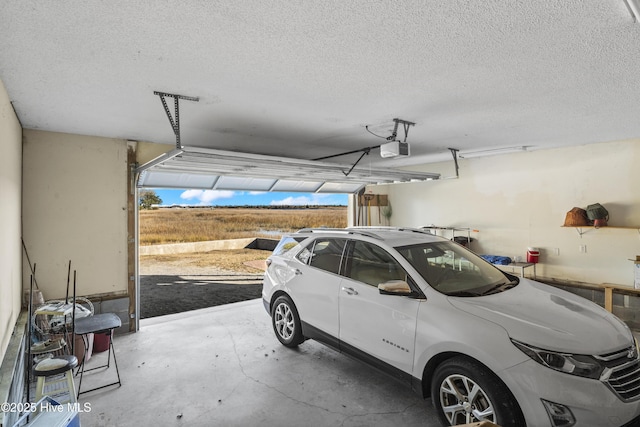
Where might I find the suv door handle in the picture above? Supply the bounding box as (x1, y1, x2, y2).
(341, 286, 358, 295)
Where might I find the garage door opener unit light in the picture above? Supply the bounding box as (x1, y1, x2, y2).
(378, 118, 414, 158)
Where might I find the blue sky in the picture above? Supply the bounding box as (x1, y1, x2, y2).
(152, 189, 348, 207)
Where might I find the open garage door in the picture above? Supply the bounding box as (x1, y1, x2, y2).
(136, 145, 440, 193)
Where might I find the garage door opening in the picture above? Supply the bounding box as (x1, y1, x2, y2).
(133, 145, 439, 329)
(137, 195, 348, 319)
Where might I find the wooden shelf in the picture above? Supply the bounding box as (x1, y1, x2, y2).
(561, 226, 640, 229)
(562, 225, 640, 237)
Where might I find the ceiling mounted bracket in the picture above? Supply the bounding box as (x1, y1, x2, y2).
(448, 148, 460, 178)
(154, 91, 199, 149)
(388, 118, 415, 142)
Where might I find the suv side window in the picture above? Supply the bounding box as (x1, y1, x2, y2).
(297, 238, 347, 275)
(345, 241, 407, 286)
(273, 236, 306, 257)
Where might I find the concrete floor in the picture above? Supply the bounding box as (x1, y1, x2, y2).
(76, 299, 440, 427)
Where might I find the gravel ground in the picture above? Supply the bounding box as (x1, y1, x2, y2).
(139, 258, 265, 319)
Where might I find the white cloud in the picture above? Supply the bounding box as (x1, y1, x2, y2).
(180, 189, 203, 200)
(270, 194, 333, 206)
(180, 190, 236, 205)
(249, 191, 266, 195)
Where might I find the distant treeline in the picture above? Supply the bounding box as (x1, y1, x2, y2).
(157, 205, 347, 210)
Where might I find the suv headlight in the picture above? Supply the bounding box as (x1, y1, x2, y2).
(512, 340, 605, 379)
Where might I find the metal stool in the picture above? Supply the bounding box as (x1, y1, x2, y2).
(34, 355, 78, 404)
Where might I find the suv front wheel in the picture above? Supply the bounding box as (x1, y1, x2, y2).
(271, 295, 305, 348)
(431, 356, 525, 426)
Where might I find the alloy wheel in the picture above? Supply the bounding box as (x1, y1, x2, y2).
(274, 302, 294, 340)
(439, 373, 495, 425)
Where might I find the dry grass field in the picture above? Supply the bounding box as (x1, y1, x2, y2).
(140, 206, 347, 245)
(139, 206, 347, 274)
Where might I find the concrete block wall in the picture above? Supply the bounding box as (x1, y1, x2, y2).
(91, 297, 130, 335)
(551, 283, 640, 331)
(613, 293, 640, 331)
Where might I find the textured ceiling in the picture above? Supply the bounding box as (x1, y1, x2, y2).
(1, 0, 640, 169)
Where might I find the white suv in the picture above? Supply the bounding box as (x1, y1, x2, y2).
(262, 227, 640, 427)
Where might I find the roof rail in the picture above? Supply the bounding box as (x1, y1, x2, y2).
(397, 227, 435, 235)
(296, 228, 383, 240)
(295, 226, 437, 240)
(348, 226, 434, 236)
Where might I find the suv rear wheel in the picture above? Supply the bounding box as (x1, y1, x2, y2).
(271, 295, 304, 347)
(431, 356, 525, 426)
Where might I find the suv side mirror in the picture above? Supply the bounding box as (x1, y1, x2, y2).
(378, 280, 413, 296)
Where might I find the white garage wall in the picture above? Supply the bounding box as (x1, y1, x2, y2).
(0, 79, 22, 362)
(373, 140, 640, 287)
(22, 130, 130, 300)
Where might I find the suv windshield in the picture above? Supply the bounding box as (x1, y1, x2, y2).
(396, 241, 517, 296)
